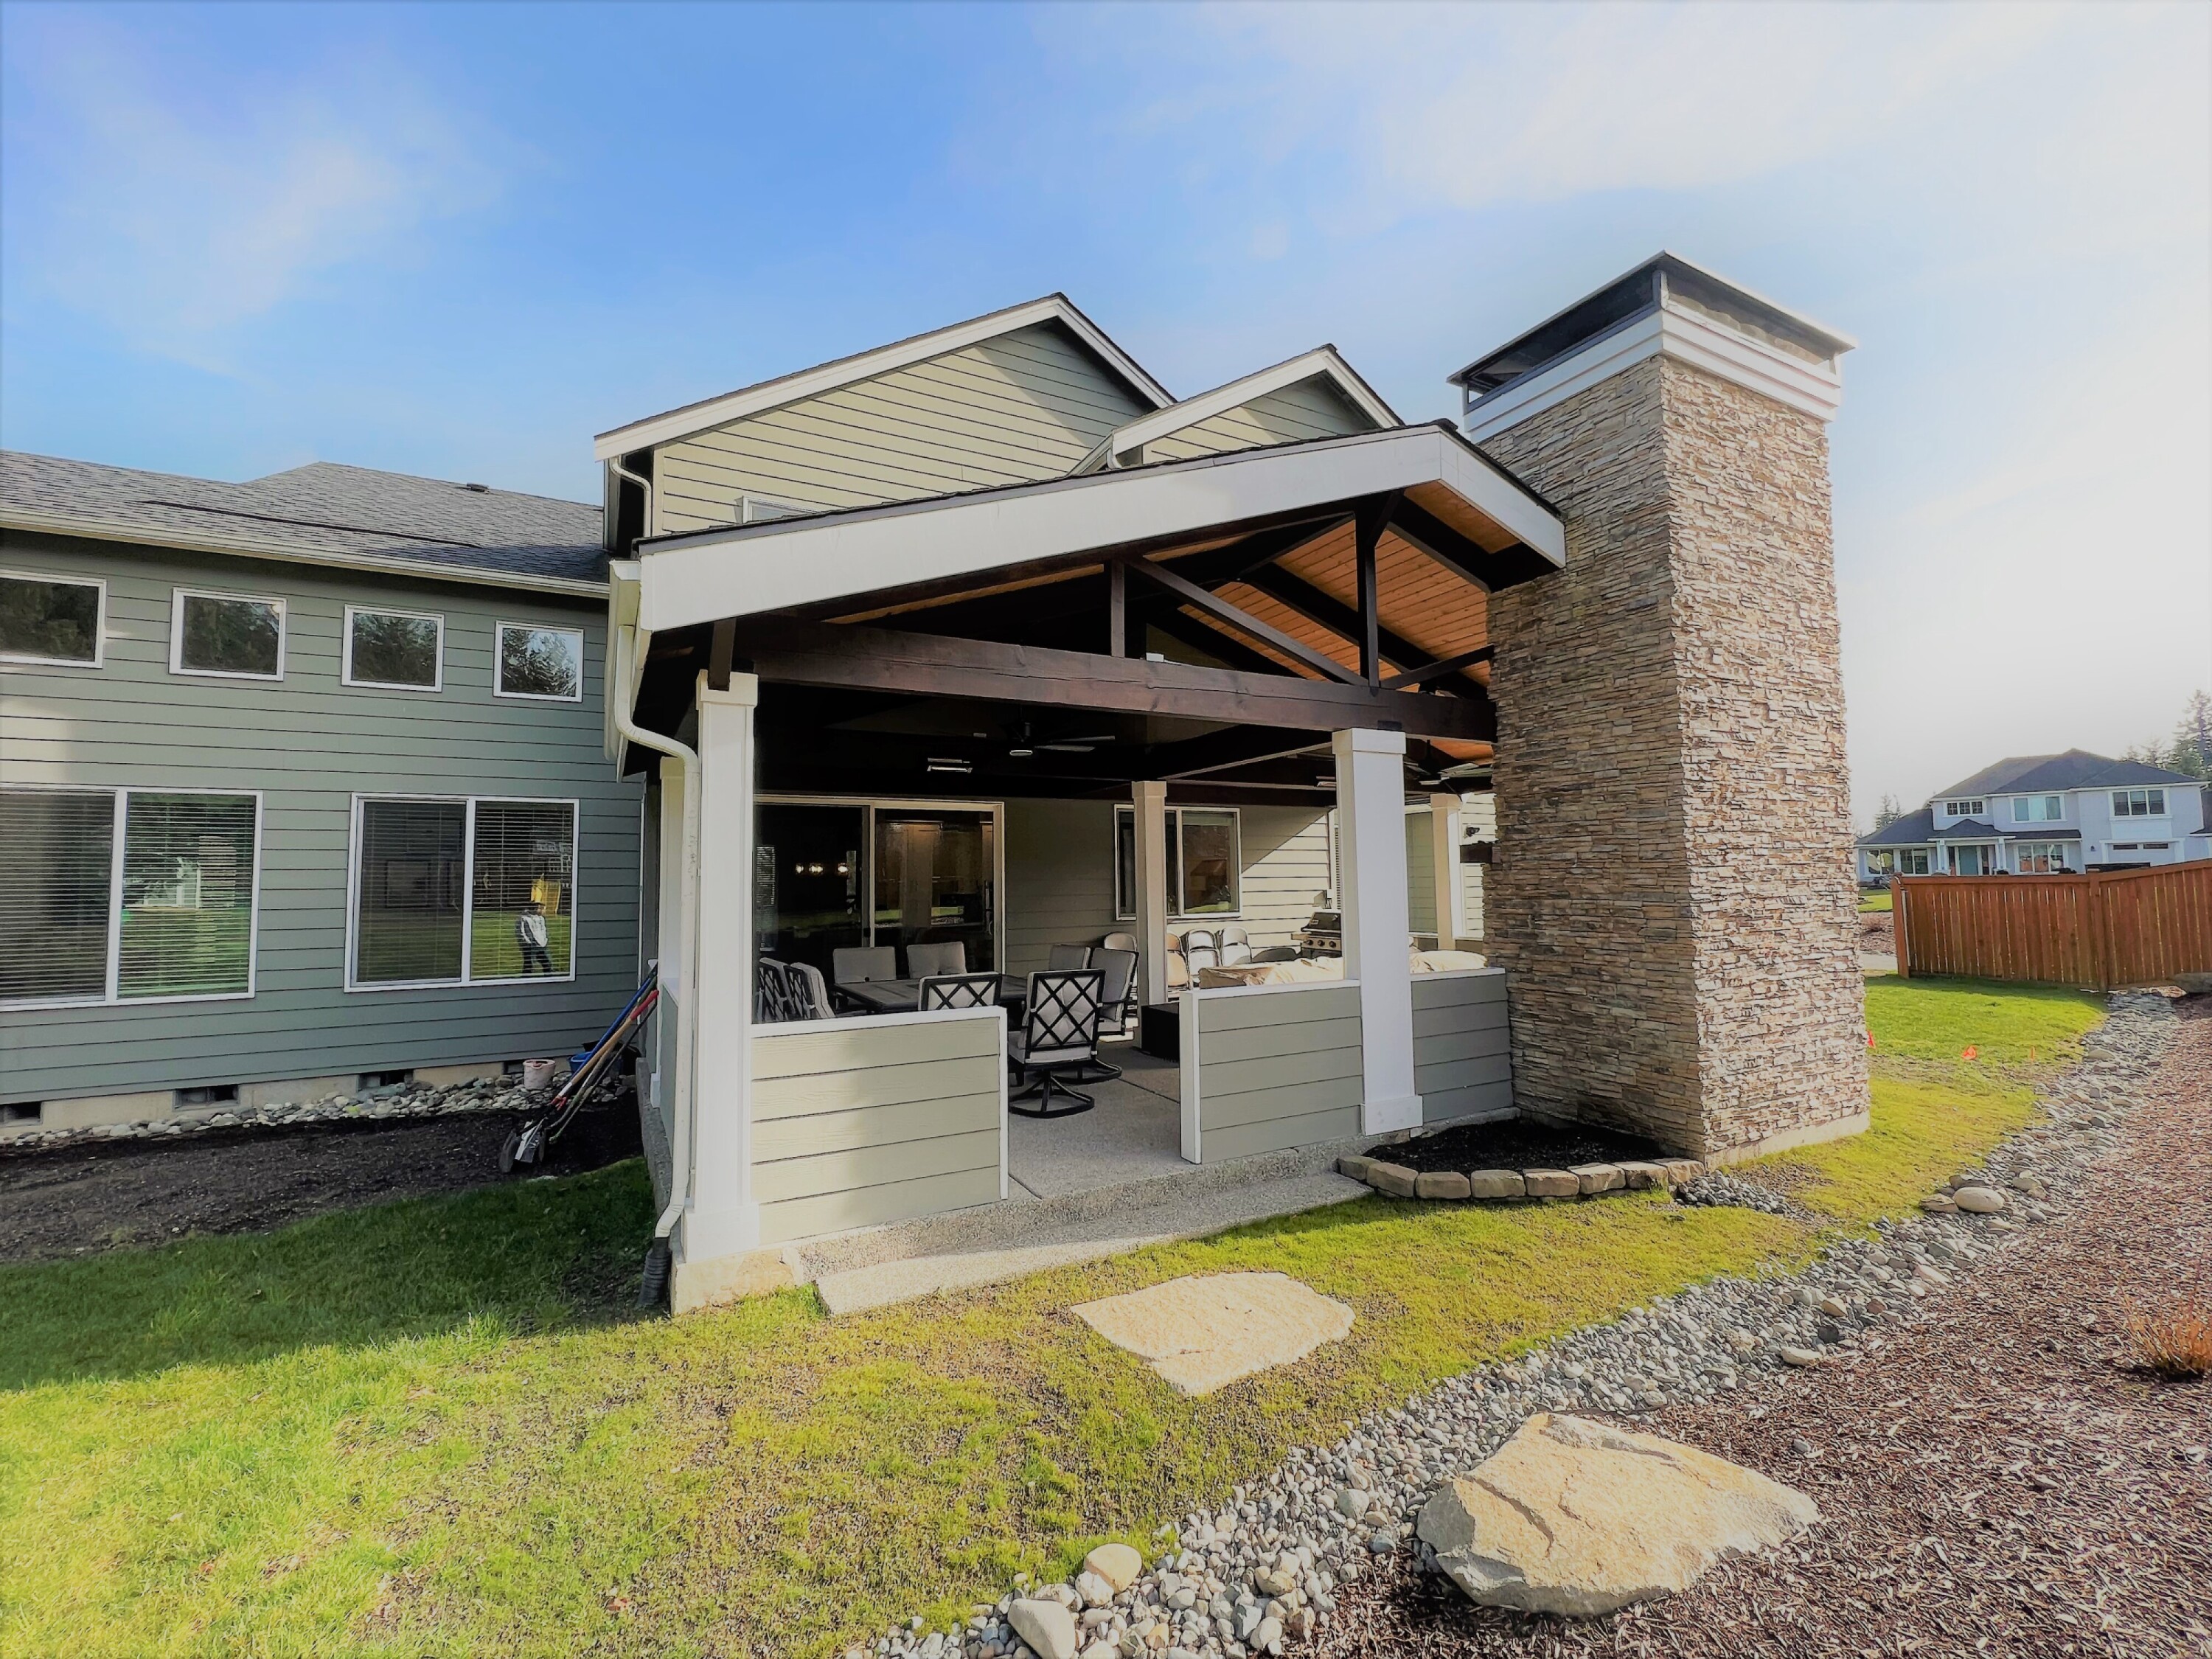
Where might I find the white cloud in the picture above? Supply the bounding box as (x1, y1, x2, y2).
(1, 16, 509, 367)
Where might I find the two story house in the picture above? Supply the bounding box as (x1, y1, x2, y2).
(1857, 749, 2211, 879)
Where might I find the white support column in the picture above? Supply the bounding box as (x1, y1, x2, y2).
(684, 671, 762, 1265)
(1134, 779, 1170, 1005)
(1429, 791, 1465, 949)
(1335, 728, 1421, 1133)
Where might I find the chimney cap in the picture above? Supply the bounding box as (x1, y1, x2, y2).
(1448, 252, 1855, 400)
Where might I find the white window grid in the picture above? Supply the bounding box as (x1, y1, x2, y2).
(0, 783, 262, 1009)
(2111, 788, 2167, 818)
(170, 586, 287, 681)
(1941, 799, 1986, 819)
(344, 792, 581, 991)
(2009, 794, 2065, 824)
(341, 605, 445, 692)
(493, 622, 585, 703)
(1113, 803, 1245, 921)
(0, 568, 106, 668)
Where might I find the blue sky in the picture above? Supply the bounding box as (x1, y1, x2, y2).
(3, 1, 2207, 821)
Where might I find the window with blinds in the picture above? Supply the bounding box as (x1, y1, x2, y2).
(0, 789, 116, 1003)
(349, 796, 577, 987)
(470, 801, 576, 978)
(353, 799, 467, 985)
(1, 787, 259, 1006)
(118, 793, 258, 997)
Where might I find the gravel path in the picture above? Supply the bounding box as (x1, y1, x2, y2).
(1316, 994, 2212, 1658)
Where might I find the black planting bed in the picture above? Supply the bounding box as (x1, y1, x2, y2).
(1384, 1116, 1664, 1175)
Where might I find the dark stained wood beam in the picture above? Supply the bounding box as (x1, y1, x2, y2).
(708, 617, 737, 692)
(1234, 564, 1475, 696)
(1119, 554, 1363, 685)
(1107, 561, 1126, 657)
(727, 616, 1494, 741)
(1137, 602, 1293, 678)
(1388, 495, 1559, 592)
(1380, 644, 1494, 691)
(1353, 493, 1396, 687)
(1144, 726, 1326, 779)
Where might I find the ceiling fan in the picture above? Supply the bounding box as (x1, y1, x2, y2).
(1006, 720, 1116, 758)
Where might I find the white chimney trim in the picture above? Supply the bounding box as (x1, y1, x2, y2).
(1462, 300, 1845, 443)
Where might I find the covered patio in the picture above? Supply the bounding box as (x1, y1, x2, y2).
(607, 421, 1564, 1308)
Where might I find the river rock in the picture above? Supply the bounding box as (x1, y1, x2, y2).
(1953, 1185, 2007, 1214)
(1415, 1413, 1818, 1617)
(1009, 1598, 1079, 1659)
(1083, 1543, 1143, 1593)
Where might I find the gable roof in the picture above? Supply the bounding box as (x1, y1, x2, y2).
(1071, 346, 1399, 475)
(1935, 748, 2197, 798)
(593, 293, 1173, 461)
(1, 451, 605, 591)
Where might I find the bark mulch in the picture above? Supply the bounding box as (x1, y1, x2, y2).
(0, 1100, 642, 1265)
(1315, 997, 2212, 1658)
(1388, 1119, 1663, 1177)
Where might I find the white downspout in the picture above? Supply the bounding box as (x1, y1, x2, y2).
(611, 456, 654, 541)
(611, 580, 699, 1247)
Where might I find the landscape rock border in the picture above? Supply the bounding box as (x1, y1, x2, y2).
(849, 992, 2176, 1659)
(0, 1077, 553, 1154)
(1339, 1152, 1704, 1205)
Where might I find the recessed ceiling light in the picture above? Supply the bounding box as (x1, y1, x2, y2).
(1008, 746, 1034, 758)
(925, 757, 973, 774)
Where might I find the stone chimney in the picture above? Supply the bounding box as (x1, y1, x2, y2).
(1451, 254, 1868, 1162)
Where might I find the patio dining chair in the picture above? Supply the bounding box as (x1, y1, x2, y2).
(919, 972, 1001, 1010)
(754, 959, 804, 1023)
(1218, 925, 1253, 967)
(1102, 931, 1141, 1020)
(830, 944, 899, 1012)
(789, 961, 838, 1020)
(1006, 967, 1106, 1119)
(906, 940, 966, 978)
(1066, 947, 1135, 1082)
(1182, 929, 1220, 974)
(1046, 943, 1093, 971)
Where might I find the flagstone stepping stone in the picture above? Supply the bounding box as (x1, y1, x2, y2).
(1416, 1412, 1818, 1617)
(1071, 1271, 1354, 1396)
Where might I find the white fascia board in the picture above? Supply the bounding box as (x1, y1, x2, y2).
(1102, 347, 1399, 464)
(1461, 302, 1845, 444)
(634, 425, 1564, 633)
(594, 295, 1173, 460)
(0, 507, 608, 599)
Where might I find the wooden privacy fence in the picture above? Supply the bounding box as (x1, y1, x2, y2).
(1893, 862, 2212, 990)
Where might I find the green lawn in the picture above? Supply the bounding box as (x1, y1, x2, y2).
(0, 976, 2099, 1658)
(1858, 888, 1893, 912)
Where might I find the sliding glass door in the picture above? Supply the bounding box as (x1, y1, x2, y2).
(874, 807, 995, 973)
(754, 803, 866, 978)
(752, 799, 1000, 980)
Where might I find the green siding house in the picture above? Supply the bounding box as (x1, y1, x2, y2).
(1, 453, 641, 1134)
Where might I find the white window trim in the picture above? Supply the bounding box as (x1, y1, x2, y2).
(2008, 794, 2065, 824)
(0, 568, 105, 668)
(0, 782, 262, 1009)
(341, 605, 445, 692)
(344, 792, 581, 992)
(2111, 787, 2168, 818)
(493, 622, 585, 703)
(1114, 803, 1245, 921)
(1940, 799, 1986, 820)
(170, 586, 287, 681)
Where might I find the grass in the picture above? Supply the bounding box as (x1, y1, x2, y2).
(1858, 888, 1893, 912)
(0, 975, 2100, 1658)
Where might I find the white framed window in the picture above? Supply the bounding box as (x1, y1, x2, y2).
(494, 622, 583, 702)
(1898, 848, 1932, 875)
(2010, 795, 2064, 823)
(0, 785, 261, 1008)
(171, 587, 285, 680)
(343, 605, 444, 692)
(2112, 787, 2166, 818)
(1, 569, 105, 667)
(1114, 804, 1242, 919)
(2014, 842, 2068, 874)
(347, 793, 578, 990)
(1941, 798, 1986, 820)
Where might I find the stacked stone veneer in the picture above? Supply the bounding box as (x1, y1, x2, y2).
(1479, 355, 1868, 1160)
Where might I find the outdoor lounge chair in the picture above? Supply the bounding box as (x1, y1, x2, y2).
(906, 940, 966, 978)
(1007, 967, 1106, 1118)
(919, 972, 1001, 1010)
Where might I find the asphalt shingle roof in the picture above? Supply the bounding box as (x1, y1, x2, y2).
(1935, 748, 2194, 798)
(1, 451, 605, 586)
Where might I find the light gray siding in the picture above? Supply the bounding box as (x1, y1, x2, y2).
(1406, 809, 1437, 939)
(1413, 970, 1512, 1124)
(1004, 798, 1116, 978)
(751, 1010, 1004, 1245)
(1, 532, 640, 1105)
(1237, 806, 1332, 946)
(1144, 378, 1372, 465)
(1189, 982, 1363, 1162)
(653, 324, 1149, 532)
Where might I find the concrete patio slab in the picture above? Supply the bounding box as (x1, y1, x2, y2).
(1071, 1270, 1354, 1395)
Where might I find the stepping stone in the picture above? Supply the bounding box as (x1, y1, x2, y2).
(1417, 1412, 1818, 1617)
(1071, 1272, 1354, 1396)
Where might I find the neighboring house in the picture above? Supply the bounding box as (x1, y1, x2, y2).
(1, 453, 641, 1135)
(1857, 749, 2212, 879)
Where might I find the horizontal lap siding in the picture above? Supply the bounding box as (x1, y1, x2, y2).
(1194, 984, 1362, 1161)
(1004, 799, 1116, 978)
(751, 1014, 1003, 1245)
(654, 325, 1147, 531)
(1413, 971, 1512, 1123)
(1238, 807, 1331, 947)
(1, 534, 641, 1103)
(1145, 380, 1370, 464)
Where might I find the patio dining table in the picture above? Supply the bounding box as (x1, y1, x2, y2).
(835, 975, 1029, 1018)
